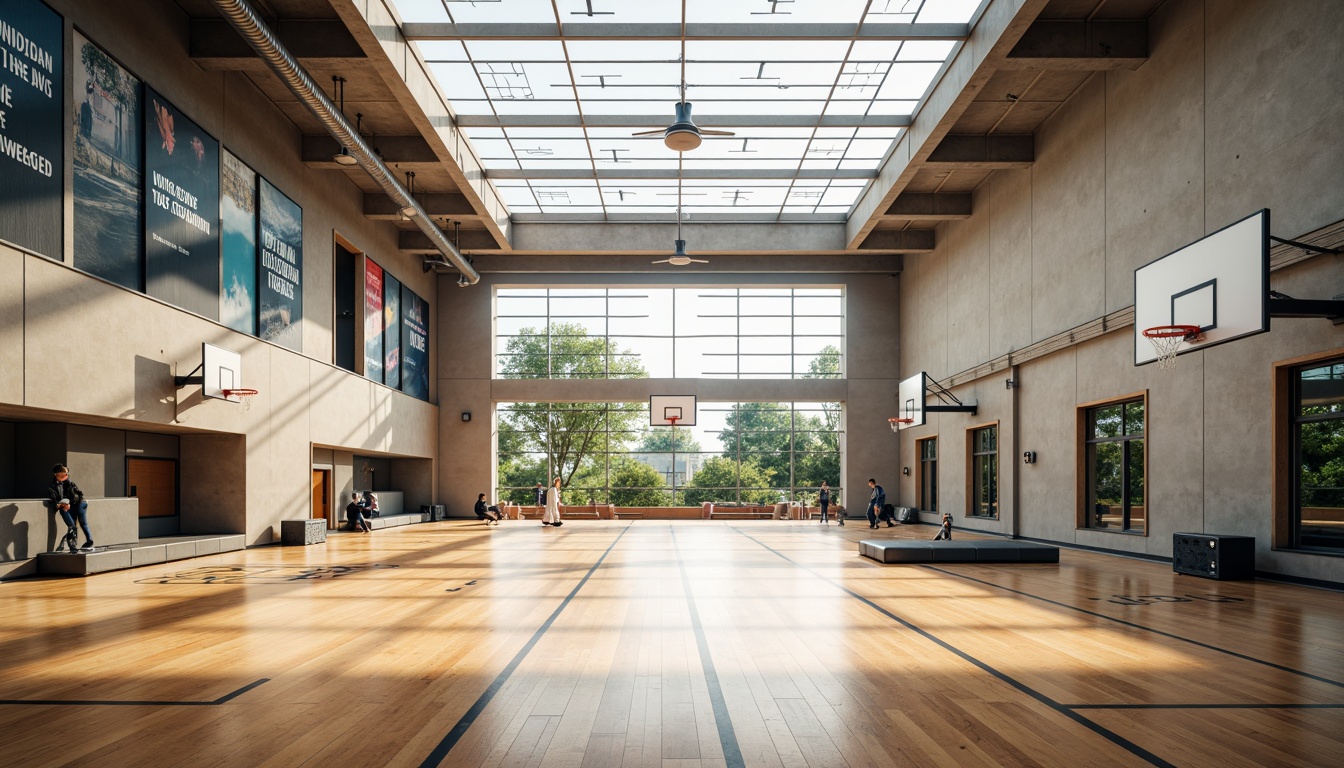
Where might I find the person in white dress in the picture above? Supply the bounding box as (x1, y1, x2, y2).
(542, 476, 564, 527)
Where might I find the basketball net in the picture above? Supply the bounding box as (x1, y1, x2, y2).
(1143, 325, 1201, 371)
(667, 416, 680, 428)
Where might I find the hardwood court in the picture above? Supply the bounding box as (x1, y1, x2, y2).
(1, 521, 1341, 767)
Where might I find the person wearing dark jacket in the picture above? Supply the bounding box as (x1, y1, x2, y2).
(866, 478, 886, 529)
(533, 482, 546, 507)
(475, 493, 500, 525)
(49, 464, 94, 552)
(818, 482, 831, 525)
(346, 492, 371, 533)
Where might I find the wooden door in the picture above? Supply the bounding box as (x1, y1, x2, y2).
(127, 458, 177, 519)
(312, 469, 330, 527)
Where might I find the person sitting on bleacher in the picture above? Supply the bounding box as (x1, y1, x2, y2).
(346, 492, 371, 533)
(474, 493, 501, 525)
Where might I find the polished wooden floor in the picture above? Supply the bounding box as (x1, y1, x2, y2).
(2, 521, 1342, 768)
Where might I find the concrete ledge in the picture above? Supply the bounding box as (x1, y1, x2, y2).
(35, 534, 247, 577)
(130, 544, 168, 567)
(368, 512, 426, 530)
(282, 519, 327, 545)
(860, 539, 1060, 564)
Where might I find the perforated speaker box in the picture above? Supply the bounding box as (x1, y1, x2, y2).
(1172, 533, 1255, 580)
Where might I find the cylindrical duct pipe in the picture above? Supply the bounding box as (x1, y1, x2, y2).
(206, 0, 480, 284)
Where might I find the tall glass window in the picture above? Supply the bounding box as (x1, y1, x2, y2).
(1292, 361, 1344, 552)
(496, 401, 842, 507)
(495, 288, 843, 379)
(918, 436, 937, 512)
(969, 425, 998, 519)
(1084, 400, 1146, 534)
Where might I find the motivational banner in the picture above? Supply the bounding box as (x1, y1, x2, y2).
(73, 31, 141, 289)
(364, 258, 384, 384)
(383, 272, 402, 391)
(0, 0, 62, 258)
(258, 177, 303, 351)
(144, 86, 220, 319)
(220, 150, 257, 334)
(401, 287, 429, 400)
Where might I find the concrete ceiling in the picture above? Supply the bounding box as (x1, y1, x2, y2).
(178, 0, 1164, 269)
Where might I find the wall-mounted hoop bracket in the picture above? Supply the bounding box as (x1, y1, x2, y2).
(1269, 235, 1341, 256)
(1268, 291, 1344, 324)
(925, 378, 978, 416)
(174, 362, 204, 387)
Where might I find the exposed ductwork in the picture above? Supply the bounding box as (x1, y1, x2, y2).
(205, 0, 480, 284)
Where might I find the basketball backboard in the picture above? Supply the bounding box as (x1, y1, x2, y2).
(650, 395, 696, 426)
(1134, 209, 1269, 366)
(202, 343, 244, 402)
(896, 373, 927, 430)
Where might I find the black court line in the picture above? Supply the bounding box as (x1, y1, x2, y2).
(670, 527, 746, 768)
(0, 678, 269, 707)
(419, 525, 631, 768)
(732, 528, 1176, 768)
(1068, 702, 1344, 710)
(922, 565, 1344, 690)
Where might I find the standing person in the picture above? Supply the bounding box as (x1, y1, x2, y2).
(533, 482, 546, 510)
(818, 482, 831, 525)
(542, 476, 564, 527)
(866, 478, 886, 529)
(346, 492, 371, 533)
(49, 464, 93, 552)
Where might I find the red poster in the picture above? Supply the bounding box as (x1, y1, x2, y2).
(364, 259, 384, 383)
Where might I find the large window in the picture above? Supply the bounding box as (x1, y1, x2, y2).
(1291, 361, 1344, 552)
(496, 401, 842, 507)
(1083, 399, 1146, 534)
(969, 425, 998, 519)
(918, 436, 938, 512)
(495, 288, 843, 379)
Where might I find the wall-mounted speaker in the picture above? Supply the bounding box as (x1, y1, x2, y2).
(1172, 533, 1255, 580)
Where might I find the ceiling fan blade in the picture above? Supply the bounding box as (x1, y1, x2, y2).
(631, 129, 666, 136)
(651, 259, 672, 264)
(689, 258, 710, 263)
(699, 129, 736, 136)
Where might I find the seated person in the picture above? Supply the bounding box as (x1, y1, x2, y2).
(933, 512, 953, 540)
(362, 491, 380, 518)
(346, 492, 371, 533)
(49, 463, 94, 552)
(474, 493, 501, 525)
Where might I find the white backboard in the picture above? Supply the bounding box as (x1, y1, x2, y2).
(895, 373, 927, 431)
(1134, 209, 1269, 366)
(650, 395, 696, 426)
(203, 343, 244, 402)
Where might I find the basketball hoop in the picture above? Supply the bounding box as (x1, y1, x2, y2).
(667, 416, 680, 428)
(222, 388, 258, 412)
(1143, 325, 1202, 370)
(889, 417, 913, 433)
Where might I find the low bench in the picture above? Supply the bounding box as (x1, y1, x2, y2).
(859, 539, 1059, 564)
(281, 519, 326, 545)
(708, 505, 776, 519)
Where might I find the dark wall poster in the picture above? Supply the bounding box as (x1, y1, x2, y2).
(258, 177, 303, 351)
(143, 86, 220, 319)
(73, 31, 141, 289)
(401, 287, 429, 401)
(220, 150, 257, 334)
(364, 258, 384, 384)
(383, 272, 402, 391)
(0, 0, 62, 259)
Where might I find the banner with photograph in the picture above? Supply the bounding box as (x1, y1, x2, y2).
(364, 258, 384, 384)
(383, 272, 402, 391)
(0, 0, 62, 259)
(258, 177, 303, 351)
(401, 287, 429, 400)
(143, 86, 220, 319)
(220, 150, 257, 334)
(73, 31, 141, 288)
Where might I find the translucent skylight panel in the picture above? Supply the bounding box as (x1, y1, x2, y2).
(465, 40, 567, 61)
(898, 40, 958, 60)
(875, 62, 944, 100)
(444, 0, 554, 23)
(470, 138, 516, 158)
(820, 186, 863, 206)
(866, 100, 918, 115)
(392, 0, 449, 23)
(449, 100, 496, 115)
(531, 182, 602, 207)
(692, 138, 811, 159)
(428, 63, 487, 100)
(854, 127, 902, 139)
(695, 100, 826, 116)
(915, 0, 986, 24)
(580, 100, 676, 116)
(685, 0, 869, 25)
(685, 40, 851, 62)
(822, 101, 876, 116)
(494, 185, 541, 207)
(800, 159, 840, 171)
(510, 138, 590, 159)
(838, 158, 882, 170)
(559, 1, 681, 24)
(565, 40, 682, 62)
(681, 158, 800, 171)
(845, 139, 893, 158)
(505, 127, 587, 141)
(569, 63, 679, 91)
(685, 86, 834, 104)
(848, 41, 904, 62)
(416, 40, 468, 62)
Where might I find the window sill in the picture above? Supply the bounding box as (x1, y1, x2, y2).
(1079, 527, 1148, 536)
(1271, 546, 1344, 559)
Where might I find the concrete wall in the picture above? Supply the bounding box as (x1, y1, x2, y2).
(438, 272, 901, 518)
(895, 0, 1344, 583)
(0, 498, 140, 578)
(0, 0, 442, 561)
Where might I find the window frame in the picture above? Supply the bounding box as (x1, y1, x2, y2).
(1075, 392, 1148, 536)
(1274, 348, 1344, 556)
(916, 435, 937, 513)
(965, 422, 999, 520)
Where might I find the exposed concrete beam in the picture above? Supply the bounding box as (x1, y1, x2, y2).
(1001, 19, 1148, 70)
(921, 134, 1034, 170)
(399, 229, 512, 254)
(858, 230, 936, 252)
(456, 114, 913, 129)
(403, 22, 968, 41)
(467, 253, 905, 275)
(364, 193, 478, 220)
(884, 193, 973, 220)
(190, 19, 366, 70)
(302, 134, 442, 169)
(485, 168, 877, 180)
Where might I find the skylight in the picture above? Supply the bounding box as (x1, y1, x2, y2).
(391, 0, 985, 222)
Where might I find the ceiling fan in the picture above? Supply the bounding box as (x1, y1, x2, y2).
(653, 206, 708, 266)
(633, 84, 735, 152)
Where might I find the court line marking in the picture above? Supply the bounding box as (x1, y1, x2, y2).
(1068, 702, 1344, 710)
(0, 678, 270, 707)
(921, 565, 1344, 690)
(670, 527, 746, 768)
(732, 527, 1176, 768)
(419, 525, 631, 768)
